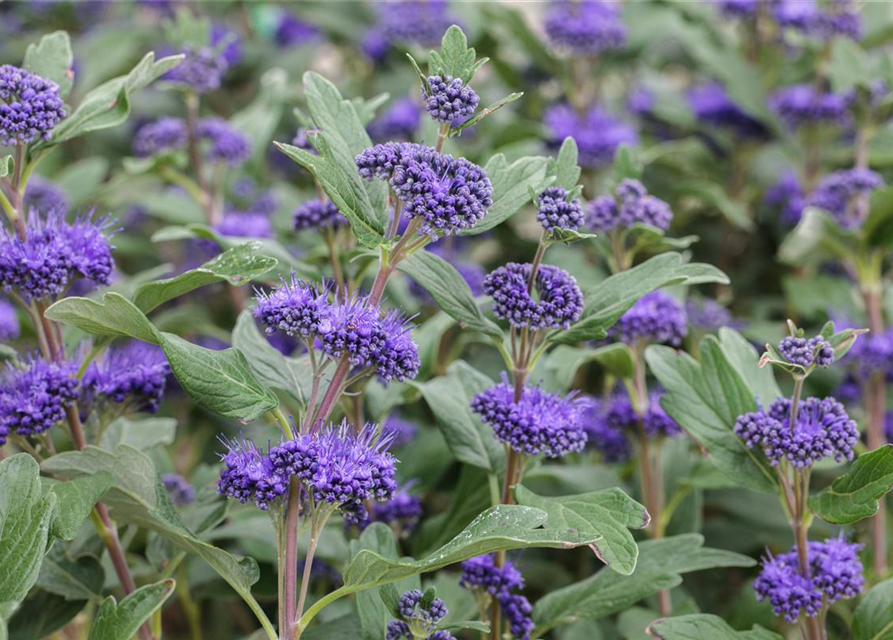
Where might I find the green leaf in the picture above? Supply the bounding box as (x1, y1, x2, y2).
(47, 473, 114, 541)
(338, 504, 638, 598)
(232, 309, 316, 405)
(55, 158, 109, 207)
(778, 208, 859, 265)
(42, 446, 276, 639)
(352, 524, 400, 640)
(36, 545, 104, 601)
(550, 253, 729, 344)
(853, 578, 893, 640)
(398, 250, 502, 338)
(159, 332, 280, 421)
(88, 580, 175, 640)
(646, 338, 778, 493)
(230, 68, 288, 166)
(100, 416, 177, 450)
(44, 293, 160, 344)
(0, 455, 57, 605)
(38, 52, 184, 147)
(132, 243, 278, 313)
(809, 445, 893, 524)
(614, 145, 642, 183)
(414, 361, 504, 473)
(23, 31, 74, 98)
(460, 154, 552, 236)
(449, 92, 523, 135)
(7, 590, 86, 640)
(647, 614, 783, 640)
(675, 180, 753, 230)
(548, 228, 598, 245)
(532, 534, 755, 629)
(0, 155, 12, 178)
(828, 39, 870, 94)
(429, 25, 479, 83)
(543, 343, 636, 390)
(717, 328, 781, 407)
(863, 186, 893, 249)
(550, 137, 582, 191)
(515, 486, 648, 575)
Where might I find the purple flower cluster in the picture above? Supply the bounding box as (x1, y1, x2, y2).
(609, 291, 688, 346)
(586, 179, 673, 234)
(484, 263, 583, 331)
(197, 118, 252, 166)
(133, 117, 188, 157)
(293, 199, 346, 231)
(687, 83, 767, 138)
(765, 172, 806, 226)
(716, 0, 757, 19)
(754, 536, 864, 622)
(0, 299, 19, 341)
(368, 98, 421, 142)
(544, 104, 637, 168)
(376, 0, 456, 48)
(356, 142, 492, 237)
(83, 342, 170, 413)
(386, 589, 453, 640)
(769, 84, 850, 129)
(537, 186, 584, 232)
(219, 422, 397, 516)
(0, 356, 79, 445)
(275, 12, 319, 47)
(734, 396, 858, 468)
(544, 0, 627, 55)
(423, 76, 479, 125)
(685, 297, 738, 332)
(216, 212, 273, 239)
(0, 65, 66, 146)
(808, 168, 883, 228)
(277, 423, 396, 513)
(163, 45, 228, 94)
(582, 391, 681, 461)
(163, 473, 196, 506)
(771, 0, 862, 40)
(217, 436, 287, 510)
(0, 211, 115, 301)
(460, 554, 534, 640)
(471, 374, 587, 458)
(777, 335, 834, 369)
(24, 177, 69, 216)
(385, 416, 418, 448)
(843, 327, 893, 381)
(368, 484, 423, 535)
(255, 279, 420, 385)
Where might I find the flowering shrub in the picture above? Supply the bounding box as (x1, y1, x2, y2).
(2, 3, 893, 640)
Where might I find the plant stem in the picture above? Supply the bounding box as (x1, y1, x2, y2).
(323, 227, 345, 296)
(863, 284, 888, 576)
(435, 123, 450, 153)
(295, 513, 327, 635)
(283, 478, 302, 640)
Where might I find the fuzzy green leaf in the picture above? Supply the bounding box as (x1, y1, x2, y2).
(47, 473, 114, 541)
(515, 486, 648, 575)
(88, 580, 175, 640)
(646, 338, 778, 493)
(809, 445, 893, 524)
(44, 293, 160, 344)
(853, 578, 893, 640)
(398, 250, 502, 338)
(647, 614, 783, 640)
(23, 31, 74, 98)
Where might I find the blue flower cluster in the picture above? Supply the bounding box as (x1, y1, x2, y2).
(24, 177, 69, 216)
(368, 98, 421, 142)
(544, 0, 627, 55)
(0, 355, 79, 445)
(423, 75, 479, 125)
(460, 554, 534, 640)
(0, 211, 115, 301)
(586, 179, 673, 234)
(769, 84, 850, 129)
(609, 291, 688, 346)
(544, 103, 637, 168)
(356, 142, 492, 237)
(537, 186, 584, 232)
(255, 276, 420, 385)
(163, 473, 196, 506)
(386, 589, 454, 640)
(484, 262, 583, 331)
(582, 390, 681, 461)
(687, 82, 767, 138)
(218, 422, 397, 519)
(471, 374, 587, 458)
(777, 335, 834, 369)
(0, 299, 19, 341)
(293, 199, 346, 231)
(754, 536, 864, 622)
(365, 484, 423, 535)
(163, 45, 228, 94)
(734, 396, 858, 468)
(0, 64, 66, 146)
(133, 117, 251, 166)
(809, 168, 883, 228)
(83, 342, 170, 414)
